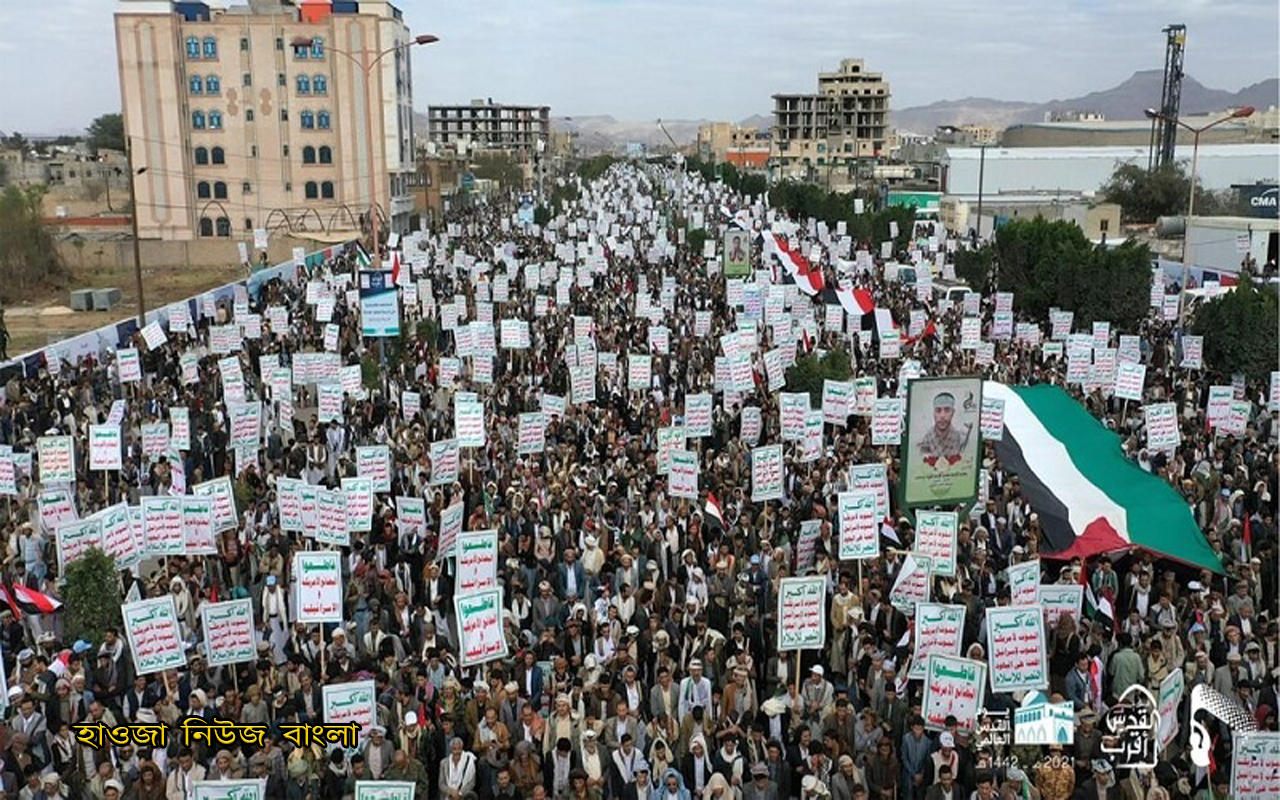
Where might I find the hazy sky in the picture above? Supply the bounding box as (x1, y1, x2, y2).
(1, 0, 1277, 134)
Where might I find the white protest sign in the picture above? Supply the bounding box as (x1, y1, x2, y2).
(915, 510, 959, 577)
(668, 449, 699, 499)
(986, 605, 1049, 692)
(923, 655, 986, 733)
(455, 589, 509, 667)
(909, 604, 966, 681)
(777, 576, 826, 650)
(1037, 584, 1084, 629)
(201, 598, 256, 667)
(980, 397, 1005, 441)
(751, 444, 784, 502)
(871, 398, 903, 446)
(122, 596, 187, 675)
(889, 552, 932, 615)
(89, 425, 123, 471)
(295, 551, 343, 623)
(1114, 362, 1146, 402)
(837, 491, 879, 560)
(1006, 560, 1040, 607)
(456, 529, 499, 594)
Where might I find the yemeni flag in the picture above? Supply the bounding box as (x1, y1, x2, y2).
(764, 232, 824, 296)
(10, 584, 63, 615)
(49, 650, 72, 678)
(984, 382, 1223, 574)
(386, 252, 401, 286)
(834, 285, 876, 318)
(704, 492, 725, 528)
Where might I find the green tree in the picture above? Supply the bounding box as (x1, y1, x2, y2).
(766, 182, 914, 254)
(576, 155, 617, 182)
(956, 217, 1152, 331)
(1100, 161, 1239, 224)
(0, 185, 67, 299)
(86, 113, 126, 154)
(786, 348, 852, 405)
(1190, 273, 1278, 381)
(62, 548, 123, 646)
(471, 152, 524, 191)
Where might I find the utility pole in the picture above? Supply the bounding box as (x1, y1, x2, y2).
(126, 136, 146, 326)
(974, 144, 987, 244)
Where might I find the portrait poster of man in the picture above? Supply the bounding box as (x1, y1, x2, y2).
(901, 376, 982, 508)
(723, 230, 751, 276)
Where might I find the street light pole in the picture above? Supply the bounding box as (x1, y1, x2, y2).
(294, 33, 438, 269)
(125, 136, 147, 326)
(1144, 105, 1254, 324)
(974, 143, 987, 244)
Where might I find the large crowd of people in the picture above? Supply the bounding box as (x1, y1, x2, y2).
(0, 162, 1273, 800)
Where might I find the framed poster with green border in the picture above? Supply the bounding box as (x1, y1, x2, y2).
(723, 230, 752, 277)
(900, 376, 982, 509)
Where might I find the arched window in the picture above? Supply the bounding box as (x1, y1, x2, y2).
(317, 110, 330, 130)
(205, 75, 220, 94)
(321, 181, 334, 199)
(244, 217, 254, 231)
(213, 181, 228, 199)
(211, 147, 225, 165)
(194, 147, 209, 165)
(296, 75, 310, 94)
(208, 111, 223, 130)
(189, 75, 203, 94)
(310, 38, 324, 58)
(304, 181, 318, 199)
(202, 37, 218, 59)
(216, 217, 231, 237)
(196, 181, 211, 199)
(302, 146, 316, 164)
(312, 75, 327, 94)
(300, 111, 315, 130)
(199, 217, 214, 237)
(192, 111, 206, 129)
(318, 146, 332, 164)
(292, 42, 310, 59)
(186, 37, 200, 58)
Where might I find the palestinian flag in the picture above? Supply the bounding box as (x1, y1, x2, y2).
(984, 382, 1223, 574)
(10, 584, 63, 615)
(1085, 582, 1115, 630)
(354, 241, 372, 269)
(764, 232, 824, 296)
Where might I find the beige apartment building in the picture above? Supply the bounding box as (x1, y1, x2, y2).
(772, 58, 890, 185)
(115, 0, 420, 243)
(696, 122, 766, 161)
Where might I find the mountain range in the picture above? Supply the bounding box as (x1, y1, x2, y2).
(411, 70, 1275, 152)
(889, 70, 1279, 133)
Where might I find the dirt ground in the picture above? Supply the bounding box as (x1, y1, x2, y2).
(5, 261, 246, 356)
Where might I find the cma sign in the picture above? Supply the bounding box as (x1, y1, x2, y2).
(1241, 185, 1278, 218)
